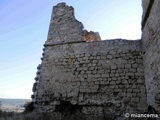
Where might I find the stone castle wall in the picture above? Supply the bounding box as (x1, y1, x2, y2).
(142, 0, 160, 112)
(31, 3, 148, 119)
(33, 39, 147, 114)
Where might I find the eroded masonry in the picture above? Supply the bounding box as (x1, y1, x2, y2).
(31, 1, 160, 119)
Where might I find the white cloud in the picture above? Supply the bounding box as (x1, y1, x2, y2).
(3, 84, 33, 99)
(111, 22, 141, 40)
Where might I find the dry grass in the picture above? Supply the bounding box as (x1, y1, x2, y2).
(0, 109, 86, 120)
(0, 109, 23, 120)
(0, 102, 87, 120)
(0, 102, 86, 120)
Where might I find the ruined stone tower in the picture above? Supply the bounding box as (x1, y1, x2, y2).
(45, 3, 84, 45)
(31, 1, 160, 119)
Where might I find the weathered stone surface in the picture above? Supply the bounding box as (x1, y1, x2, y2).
(33, 37, 147, 117)
(142, 0, 160, 112)
(83, 29, 101, 42)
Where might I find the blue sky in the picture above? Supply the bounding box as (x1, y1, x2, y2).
(0, 0, 142, 99)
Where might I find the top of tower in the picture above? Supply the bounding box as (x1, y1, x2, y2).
(45, 2, 84, 46)
(52, 2, 74, 19)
